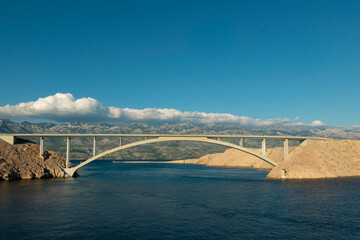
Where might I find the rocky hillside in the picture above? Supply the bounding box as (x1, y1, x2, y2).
(170, 139, 360, 179)
(0, 139, 67, 181)
(267, 139, 360, 179)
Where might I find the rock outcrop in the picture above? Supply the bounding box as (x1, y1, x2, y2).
(0, 139, 67, 181)
(170, 139, 360, 179)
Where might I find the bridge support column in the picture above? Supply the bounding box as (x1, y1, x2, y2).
(119, 137, 122, 146)
(39, 137, 44, 157)
(239, 138, 244, 147)
(284, 139, 288, 160)
(93, 137, 96, 157)
(262, 138, 266, 157)
(66, 137, 71, 168)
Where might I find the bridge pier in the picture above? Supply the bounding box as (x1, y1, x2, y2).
(284, 139, 288, 160)
(93, 137, 96, 157)
(119, 137, 122, 146)
(66, 137, 71, 168)
(262, 138, 266, 157)
(39, 137, 44, 157)
(239, 138, 244, 147)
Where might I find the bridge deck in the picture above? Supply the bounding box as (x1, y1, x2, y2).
(2, 133, 326, 141)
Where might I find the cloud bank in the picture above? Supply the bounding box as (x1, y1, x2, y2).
(0, 93, 325, 127)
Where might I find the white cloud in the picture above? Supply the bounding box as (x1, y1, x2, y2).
(0, 93, 108, 122)
(0, 93, 320, 126)
(293, 120, 327, 127)
(310, 120, 325, 127)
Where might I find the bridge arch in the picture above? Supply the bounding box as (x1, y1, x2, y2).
(63, 136, 277, 177)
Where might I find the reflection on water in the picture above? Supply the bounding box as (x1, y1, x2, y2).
(0, 160, 359, 240)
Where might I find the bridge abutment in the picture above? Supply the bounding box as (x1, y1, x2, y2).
(0, 135, 16, 145)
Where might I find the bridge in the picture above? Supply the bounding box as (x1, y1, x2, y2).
(0, 134, 325, 177)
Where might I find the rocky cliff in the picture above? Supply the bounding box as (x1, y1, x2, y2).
(0, 139, 67, 181)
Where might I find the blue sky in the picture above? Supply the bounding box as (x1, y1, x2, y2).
(0, 0, 359, 126)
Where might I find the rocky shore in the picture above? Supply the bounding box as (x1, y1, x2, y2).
(169, 139, 360, 179)
(0, 139, 67, 181)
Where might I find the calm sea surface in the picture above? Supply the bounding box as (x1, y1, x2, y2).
(0, 161, 359, 240)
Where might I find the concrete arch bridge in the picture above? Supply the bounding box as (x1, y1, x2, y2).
(0, 134, 325, 177)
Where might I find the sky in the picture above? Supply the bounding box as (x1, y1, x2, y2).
(0, 0, 359, 126)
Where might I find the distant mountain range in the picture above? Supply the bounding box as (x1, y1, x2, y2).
(1, 119, 360, 160)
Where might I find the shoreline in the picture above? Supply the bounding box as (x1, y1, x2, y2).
(159, 139, 360, 180)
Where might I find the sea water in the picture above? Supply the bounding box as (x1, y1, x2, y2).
(0, 160, 359, 240)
